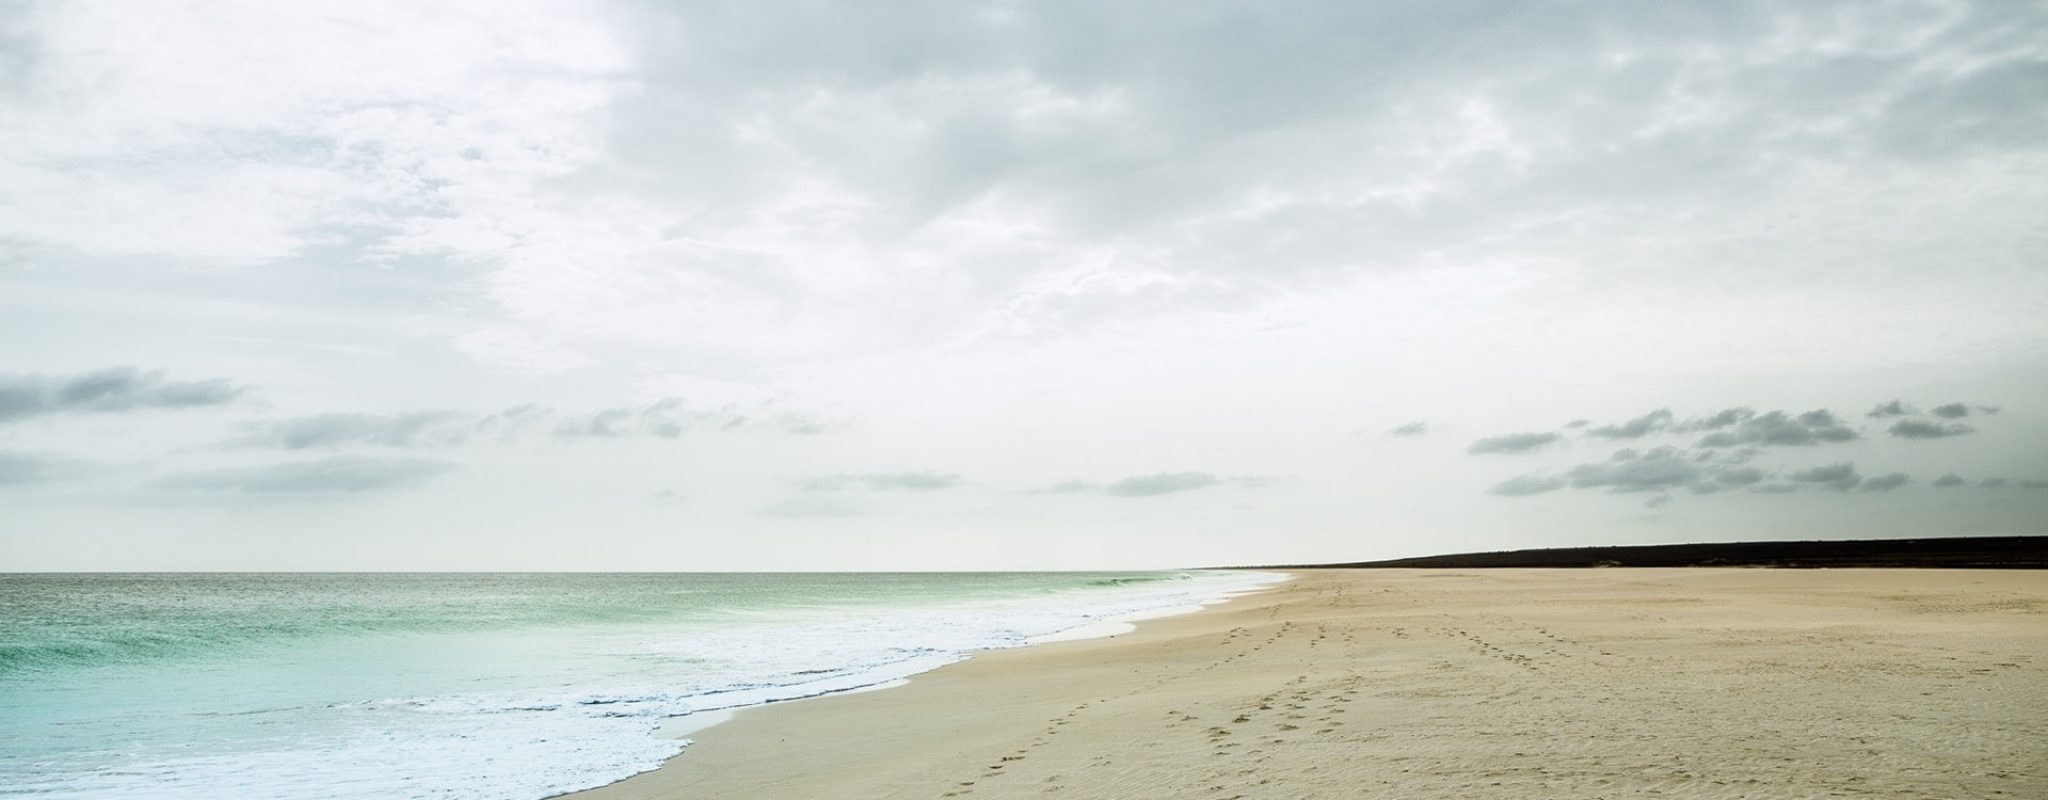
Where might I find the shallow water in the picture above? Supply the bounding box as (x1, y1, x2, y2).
(0, 571, 1279, 799)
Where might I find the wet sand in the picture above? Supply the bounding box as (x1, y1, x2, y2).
(567, 568, 2048, 799)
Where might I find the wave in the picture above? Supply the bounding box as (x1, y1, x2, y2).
(1, 570, 1286, 800)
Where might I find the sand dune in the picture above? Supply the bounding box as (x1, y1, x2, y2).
(568, 569, 2048, 799)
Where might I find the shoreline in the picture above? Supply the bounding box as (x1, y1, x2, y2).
(564, 568, 2046, 800)
(589, 571, 1292, 795)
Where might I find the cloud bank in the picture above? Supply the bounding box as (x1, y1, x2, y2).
(158, 457, 453, 494)
(0, 367, 244, 424)
(1468, 432, 1561, 455)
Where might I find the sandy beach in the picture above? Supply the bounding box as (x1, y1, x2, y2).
(570, 569, 2048, 799)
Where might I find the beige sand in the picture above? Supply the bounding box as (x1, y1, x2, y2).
(569, 569, 2048, 799)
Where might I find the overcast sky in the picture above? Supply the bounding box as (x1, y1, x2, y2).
(3, 0, 2045, 570)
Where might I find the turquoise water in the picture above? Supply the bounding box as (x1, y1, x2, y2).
(0, 572, 1277, 799)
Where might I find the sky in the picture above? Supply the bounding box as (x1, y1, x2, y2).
(2, 0, 2045, 571)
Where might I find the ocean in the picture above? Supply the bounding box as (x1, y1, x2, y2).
(0, 571, 1280, 799)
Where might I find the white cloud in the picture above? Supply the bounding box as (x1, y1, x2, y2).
(0, 0, 633, 264)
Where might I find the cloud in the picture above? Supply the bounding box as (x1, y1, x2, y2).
(0, 451, 90, 487)
(1565, 446, 1711, 494)
(1695, 410, 1856, 448)
(554, 398, 739, 439)
(1680, 408, 1754, 432)
(800, 472, 962, 492)
(243, 411, 472, 449)
(1489, 444, 1926, 502)
(551, 398, 836, 439)
(1468, 432, 1561, 455)
(1929, 402, 1998, 419)
(1489, 474, 1566, 497)
(1867, 398, 1990, 425)
(232, 398, 836, 450)
(1887, 419, 1974, 439)
(1587, 409, 1673, 439)
(1105, 472, 1219, 497)
(1713, 466, 1767, 487)
(1929, 403, 1969, 419)
(1387, 421, 1429, 437)
(1490, 445, 1772, 500)
(0, 367, 245, 423)
(1032, 472, 1258, 497)
(1572, 406, 1861, 449)
(1788, 462, 1861, 492)
(0, 0, 2040, 388)
(158, 457, 453, 494)
(1932, 472, 1966, 488)
(1644, 494, 1674, 509)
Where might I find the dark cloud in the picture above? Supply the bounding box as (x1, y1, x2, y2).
(1685, 407, 1756, 431)
(800, 472, 962, 492)
(1566, 446, 1701, 493)
(1887, 419, 1974, 439)
(1695, 410, 1856, 448)
(244, 411, 471, 449)
(1712, 466, 1767, 487)
(1573, 406, 1860, 448)
(1387, 421, 1428, 437)
(1587, 409, 1673, 440)
(1866, 400, 1914, 418)
(1468, 432, 1561, 455)
(0, 367, 245, 423)
(158, 457, 452, 494)
(1932, 473, 1966, 488)
(1788, 462, 1861, 492)
(1489, 444, 1931, 501)
(1958, 476, 2048, 490)
(1490, 444, 1778, 500)
(1644, 494, 1674, 509)
(1105, 472, 1219, 497)
(1928, 402, 2000, 419)
(1489, 474, 1566, 497)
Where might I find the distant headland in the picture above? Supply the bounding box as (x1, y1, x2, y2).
(1237, 535, 2048, 570)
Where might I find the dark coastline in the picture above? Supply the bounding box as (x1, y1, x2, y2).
(1237, 535, 2048, 570)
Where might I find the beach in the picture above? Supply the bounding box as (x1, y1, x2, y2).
(570, 568, 2048, 800)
